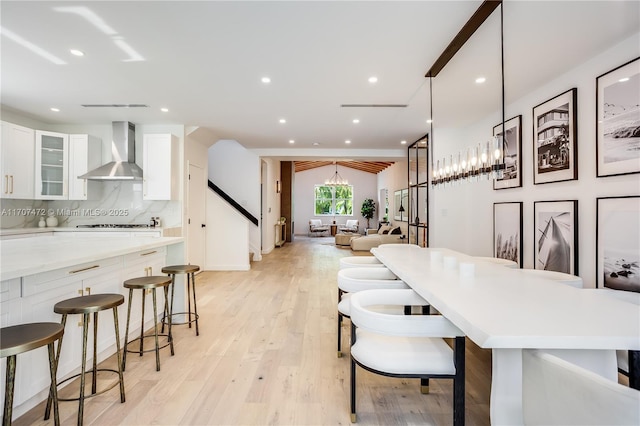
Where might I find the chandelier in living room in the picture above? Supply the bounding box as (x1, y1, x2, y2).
(325, 162, 348, 186)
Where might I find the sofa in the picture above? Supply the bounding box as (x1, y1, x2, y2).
(350, 225, 403, 251)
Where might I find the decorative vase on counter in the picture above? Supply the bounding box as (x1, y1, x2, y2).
(38, 217, 46, 228)
(46, 214, 58, 227)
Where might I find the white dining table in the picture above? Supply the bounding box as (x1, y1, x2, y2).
(371, 244, 640, 425)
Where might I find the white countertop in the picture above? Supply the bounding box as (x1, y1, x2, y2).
(0, 226, 163, 236)
(0, 235, 183, 281)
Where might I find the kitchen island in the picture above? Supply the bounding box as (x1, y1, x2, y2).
(0, 234, 185, 419)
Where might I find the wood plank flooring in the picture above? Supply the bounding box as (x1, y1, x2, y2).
(14, 237, 492, 425)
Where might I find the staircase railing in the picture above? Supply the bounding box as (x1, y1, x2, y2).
(208, 180, 259, 226)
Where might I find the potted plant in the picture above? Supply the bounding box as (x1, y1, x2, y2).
(361, 198, 376, 230)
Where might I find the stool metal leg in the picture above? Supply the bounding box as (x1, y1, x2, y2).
(139, 288, 146, 357)
(92, 312, 98, 395)
(163, 285, 174, 356)
(191, 272, 200, 336)
(47, 341, 61, 426)
(186, 274, 192, 329)
(78, 313, 89, 426)
(3, 355, 16, 426)
(152, 288, 160, 371)
(123, 288, 133, 372)
(161, 274, 176, 334)
(45, 314, 67, 420)
(112, 307, 125, 403)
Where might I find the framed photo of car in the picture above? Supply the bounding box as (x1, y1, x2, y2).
(493, 115, 522, 190)
(532, 88, 578, 185)
(596, 57, 640, 177)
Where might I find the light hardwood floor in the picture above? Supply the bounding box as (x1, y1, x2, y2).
(15, 236, 492, 425)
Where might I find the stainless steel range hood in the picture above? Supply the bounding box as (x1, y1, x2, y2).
(79, 121, 143, 180)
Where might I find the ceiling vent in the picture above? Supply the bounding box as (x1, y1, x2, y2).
(340, 104, 407, 108)
(81, 104, 149, 108)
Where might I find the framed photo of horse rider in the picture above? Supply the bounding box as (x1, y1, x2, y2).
(596, 57, 640, 177)
(532, 88, 578, 184)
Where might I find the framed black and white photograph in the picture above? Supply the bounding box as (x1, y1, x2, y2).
(596, 57, 640, 177)
(493, 202, 523, 267)
(533, 88, 578, 184)
(493, 115, 522, 190)
(596, 196, 640, 292)
(393, 189, 408, 222)
(534, 200, 578, 275)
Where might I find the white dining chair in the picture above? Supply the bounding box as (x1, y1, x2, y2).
(349, 288, 465, 424)
(520, 268, 583, 288)
(336, 267, 409, 357)
(523, 349, 640, 425)
(339, 256, 384, 270)
(474, 256, 518, 268)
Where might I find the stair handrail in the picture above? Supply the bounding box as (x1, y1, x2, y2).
(208, 180, 259, 226)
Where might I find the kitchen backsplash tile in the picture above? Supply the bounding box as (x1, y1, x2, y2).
(1, 181, 180, 229)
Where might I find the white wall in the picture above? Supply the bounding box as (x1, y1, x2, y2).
(377, 160, 409, 233)
(205, 189, 250, 270)
(208, 139, 261, 259)
(261, 158, 280, 253)
(294, 164, 378, 234)
(431, 32, 640, 289)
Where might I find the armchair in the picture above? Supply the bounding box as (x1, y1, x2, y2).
(338, 220, 359, 233)
(309, 219, 329, 237)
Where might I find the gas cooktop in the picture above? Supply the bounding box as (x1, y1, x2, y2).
(76, 224, 152, 229)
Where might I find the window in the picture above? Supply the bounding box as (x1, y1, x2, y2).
(314, 185, 353, 216)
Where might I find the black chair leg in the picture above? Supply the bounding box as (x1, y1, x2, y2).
(350, 358, 356, 423)
(453, 336, 466, 426)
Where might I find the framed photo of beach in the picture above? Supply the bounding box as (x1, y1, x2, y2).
(532, 89, 578, 185)
(596, 57, 640, 177)
(534, 200, 578, 275)
(493, 116, 522, 190)
(596, 196, 640, 292)
(493, 202, 523, 267)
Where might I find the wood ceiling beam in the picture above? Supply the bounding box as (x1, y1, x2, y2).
(425, 0, 502, 78)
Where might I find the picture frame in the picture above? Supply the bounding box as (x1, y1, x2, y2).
(493, 115, 522, 190)
(493, 202, 523, 267)
(596, 196, 640, 293)
(534, 200, 578, 275)
(596, 57, 640, 177)
(393, 189, 407, 221)
(532, 88, 578, 184)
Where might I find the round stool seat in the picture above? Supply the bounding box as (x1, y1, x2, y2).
(162, 264, 200, 274)
(124, 275, 172, 289)
(0, 323, 64, 358)
(54, 294, 124, 315)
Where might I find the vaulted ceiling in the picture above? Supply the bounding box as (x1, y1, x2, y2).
(294, 161, 394, 174)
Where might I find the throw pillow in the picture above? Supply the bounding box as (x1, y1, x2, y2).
(378, 225, 392, 235)
(390, 226, 401, 235)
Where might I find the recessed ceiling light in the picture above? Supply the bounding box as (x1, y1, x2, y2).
(619, 77, 630, 83)
(261, 76, 271, 83)
(368, 76, 378, 83)
(426, 119, 433, 124)
(160, 108, 169, 112)
(312, 142, 320, 146)
(400, 140, 407, 145)
(352, 119, 360, 124)
(50, 107, 60, 112)
(289, 140, 295, 144)
(475, 77, 486, 84)
(279, 118, 286, 124)
(345, 140, 351, 144)
(70, 49, 84, 57)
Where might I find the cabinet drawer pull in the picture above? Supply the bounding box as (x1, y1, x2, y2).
(9, 175, 13, 194)
(68, 265, 100, 274)
(3, 175, 7, 194)
(140, 250, 157, 257)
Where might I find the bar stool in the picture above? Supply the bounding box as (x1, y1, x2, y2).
(1, 323, 64, 426)
(44, 294, 125, 426)
(123, 276, 173, 372)
(161, 265, 200, 336)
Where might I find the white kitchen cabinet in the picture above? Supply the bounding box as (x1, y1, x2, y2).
(143, 133, 179, 200)
(35, 130, 68, 200)
(68, 134, 102, 200)
(1, 121, 35, 199)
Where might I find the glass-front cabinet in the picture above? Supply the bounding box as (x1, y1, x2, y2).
(35, 130, 68, 200)
(407, 135, 429, 247)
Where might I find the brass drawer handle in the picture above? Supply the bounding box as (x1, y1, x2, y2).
(68, 265, 100, 274)
(140, 250, 158, 257)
